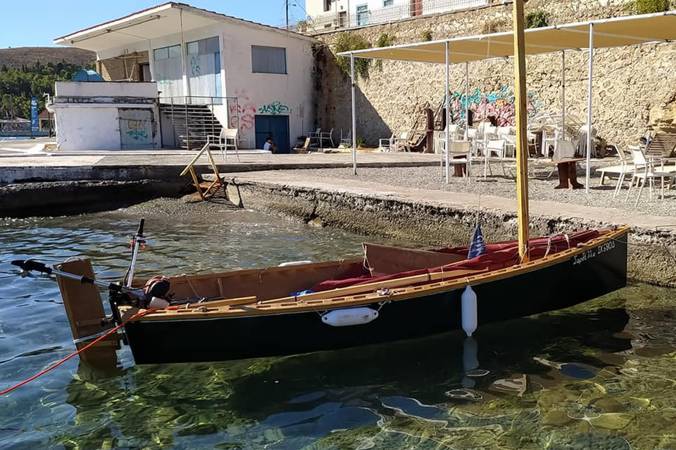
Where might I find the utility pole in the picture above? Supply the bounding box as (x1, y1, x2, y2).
(286, 0, 289, 30)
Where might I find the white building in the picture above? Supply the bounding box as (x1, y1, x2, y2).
(305, 0, 489, 31)
(52, 2, 316, 151)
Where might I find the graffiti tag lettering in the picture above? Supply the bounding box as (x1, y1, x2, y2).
(258, 101, 290, 115)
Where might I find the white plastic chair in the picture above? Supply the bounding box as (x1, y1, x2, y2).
(208, 128, 239, 161)
(379, 133, 395, 152)
(319, 128, 334, 149)
(439, 139, 472, 179)
(308, 128, 321, 148)
(625, 145, 673, 206)
(597, 145, 635, 197)
(392, 131, 410, 152)
(483, 139, 507, 178)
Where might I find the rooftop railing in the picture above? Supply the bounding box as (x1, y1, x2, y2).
(305, 0, 490, 32)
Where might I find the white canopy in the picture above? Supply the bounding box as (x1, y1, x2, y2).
(339, 11, 675, 191)
(337, 11, 675, 63)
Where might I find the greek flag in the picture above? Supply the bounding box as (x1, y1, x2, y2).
(467, 224, 486, 259)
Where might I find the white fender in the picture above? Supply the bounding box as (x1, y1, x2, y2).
(278, 260, 313, 267)
(321, 307, 379, 327)
(461, 285, 478, 337)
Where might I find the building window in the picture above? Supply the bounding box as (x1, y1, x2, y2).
(153, 44, 181, 61)
(187, 36, 219, 56)
(356, 4, 369, 26)
(383, 0, 394, 6)
(324, 0, 332, 12)
(251, 45, 287, 74)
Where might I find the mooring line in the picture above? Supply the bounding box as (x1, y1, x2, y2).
(0, 309, 153, 397)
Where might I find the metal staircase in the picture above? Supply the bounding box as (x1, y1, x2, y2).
(160, 103, 223, 150)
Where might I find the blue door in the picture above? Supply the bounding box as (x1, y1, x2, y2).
(255, 115, 290, 153)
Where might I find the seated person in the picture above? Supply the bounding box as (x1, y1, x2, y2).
(263, 136, 277, 153)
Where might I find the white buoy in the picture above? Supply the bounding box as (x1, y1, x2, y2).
(461, 285, 478, 337)
(321, 307, 379, 327)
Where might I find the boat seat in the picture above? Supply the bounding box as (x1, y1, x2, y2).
(363, 242, 465, 276)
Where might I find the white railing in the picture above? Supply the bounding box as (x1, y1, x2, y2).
(306, 0, 490, 32)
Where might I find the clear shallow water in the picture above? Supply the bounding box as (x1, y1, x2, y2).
(0, 201, 674, 449)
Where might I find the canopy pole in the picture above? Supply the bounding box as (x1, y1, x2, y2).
(179, 9, 190, 99)
(585, 23, 594, 193)
(464, 62, 469, 140)
(351, 53, 357, 175)
(445, 41, 450, 184)
(561, 50, 566, 139)
(512, 0, 530, 262)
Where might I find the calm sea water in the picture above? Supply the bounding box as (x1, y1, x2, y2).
(0, 201, 674, 449)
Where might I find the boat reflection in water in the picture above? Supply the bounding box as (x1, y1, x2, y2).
(64, 306, 632, 448)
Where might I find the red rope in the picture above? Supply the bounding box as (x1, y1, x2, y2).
(0, 309, 153, 397)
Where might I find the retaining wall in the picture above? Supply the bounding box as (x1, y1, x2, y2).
(226, 178, 676, 287)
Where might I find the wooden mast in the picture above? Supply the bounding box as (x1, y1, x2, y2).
(512, 0, 530, 262)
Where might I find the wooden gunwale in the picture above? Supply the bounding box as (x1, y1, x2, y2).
(130, 227, 629, 322)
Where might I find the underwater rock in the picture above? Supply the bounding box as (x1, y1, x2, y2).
(541, 409, 574, 426)
(589, 413, 633, 430)
(490, 374, 527, 397)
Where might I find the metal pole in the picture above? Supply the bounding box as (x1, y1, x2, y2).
(511, 0, 530, 262)
(285, 0, 289, 30)
(464, 62, 469, 140)
(561, 50, 566, 140)
(351, 53, 357, 175)
(179, 8, 190, 99)
(586, 23, 594, 193)
(444, 41, 450, 183)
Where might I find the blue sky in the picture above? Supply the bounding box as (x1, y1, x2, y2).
(1, 1, 307, 48)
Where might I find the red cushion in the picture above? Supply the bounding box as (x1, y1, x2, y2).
(311, 230, 602, 292)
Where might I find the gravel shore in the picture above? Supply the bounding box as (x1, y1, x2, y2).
(285, 162, 676, 217)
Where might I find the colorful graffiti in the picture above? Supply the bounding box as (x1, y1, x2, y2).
(229, 89, 256, 131)
(258, 101, 290, 116)
(449, 86, 541, 126)
(125, 120, 149, 141)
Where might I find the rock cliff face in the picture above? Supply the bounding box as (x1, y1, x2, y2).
(311, 0, 676, 148)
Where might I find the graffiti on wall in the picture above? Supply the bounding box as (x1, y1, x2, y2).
(449, 86, 541, 126)
(190, 56, 201, 77)
(229, 89, 256, 131)
(258, 101, 290, 116)
(125, 120, 149, 140)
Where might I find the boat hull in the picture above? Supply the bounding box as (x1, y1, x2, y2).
(124, 231, 628, 364)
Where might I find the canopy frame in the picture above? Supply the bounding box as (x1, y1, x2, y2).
(340, 11, 675, 189)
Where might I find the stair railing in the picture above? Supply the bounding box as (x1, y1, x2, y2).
(159, 96, 239, 150)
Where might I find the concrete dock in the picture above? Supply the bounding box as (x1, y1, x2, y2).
(0, 151, 440, 183)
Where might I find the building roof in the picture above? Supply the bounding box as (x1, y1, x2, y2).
(338, 11, 676, 64)
(54, 2, 316, 52)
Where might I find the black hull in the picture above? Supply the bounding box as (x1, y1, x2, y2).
(124, 233, 628, 364)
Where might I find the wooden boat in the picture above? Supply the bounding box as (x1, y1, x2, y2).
(112, 227, 627, 364)
(25, 1, 629, 367)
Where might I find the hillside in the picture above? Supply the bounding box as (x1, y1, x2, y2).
(0, 47, 95, 70)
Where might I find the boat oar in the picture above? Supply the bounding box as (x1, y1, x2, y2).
(11, 259, 145, 301)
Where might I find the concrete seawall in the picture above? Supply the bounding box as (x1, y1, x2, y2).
(0, 153, 439, 217)
(224, 172, 676, 287)
(0, 180, 190, 217)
